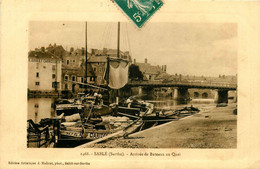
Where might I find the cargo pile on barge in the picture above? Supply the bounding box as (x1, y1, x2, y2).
(27, 93, 199, 148)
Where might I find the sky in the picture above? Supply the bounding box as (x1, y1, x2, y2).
(29, 21, 237, 77)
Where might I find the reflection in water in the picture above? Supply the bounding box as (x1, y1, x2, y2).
(27, 97, 213, 122)
(132, 94, 190, 109)
(27, 98, 57, 123)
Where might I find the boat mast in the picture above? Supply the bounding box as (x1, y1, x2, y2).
(85, 22, 88, 92)
(116, 22, 120, 103)
(117, 21, 120, 58)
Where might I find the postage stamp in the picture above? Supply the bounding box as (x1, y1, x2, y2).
(113, 0, 163, 28)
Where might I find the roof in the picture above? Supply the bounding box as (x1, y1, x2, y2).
(62, 63, 95, 77)
(46, 45, 67, 59)
(135, 63, 163, 75)
(88, 56, 108, 63)
(46, 45, 65, 52)
(155, 72, 170, 80)
(106, 49, 124, 56)
(28, 51, 61, 61)
(65, 49, 91, 57)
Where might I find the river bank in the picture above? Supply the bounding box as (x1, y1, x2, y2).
(88, 103, 237, 148)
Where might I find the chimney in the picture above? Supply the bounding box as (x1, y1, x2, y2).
(41, 47, 45, 52)
(103, 48, 108, 54)
(134, 59, 136, 64)
(91, 49, 95, 55)
(164, 65, 167, 72)
(70, 47, 74, 53)
(81, 47, 85, 55)
(145, 58, 148, 63)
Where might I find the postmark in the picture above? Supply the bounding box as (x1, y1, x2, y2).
(112, 0, 163, 28)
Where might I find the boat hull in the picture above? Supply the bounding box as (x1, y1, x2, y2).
(56, 107, 82, 116)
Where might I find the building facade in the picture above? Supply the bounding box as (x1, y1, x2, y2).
(61, 48, 96, 92)
(87, 48, 132, 85)
(28, 50, 62, 91)
(62, 64, 96, 92)
(88, 56, 107, 85)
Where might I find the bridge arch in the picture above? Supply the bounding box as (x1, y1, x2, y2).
(194, 92, 199, 98)
(202, 92, 208, 98)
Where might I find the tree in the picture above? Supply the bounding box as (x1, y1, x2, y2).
(129, 64, 143, 81)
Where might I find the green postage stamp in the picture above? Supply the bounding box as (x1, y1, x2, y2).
(113, 0, 163, 28)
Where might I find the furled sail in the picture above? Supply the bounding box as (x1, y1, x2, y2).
(105, 59, 129, 89)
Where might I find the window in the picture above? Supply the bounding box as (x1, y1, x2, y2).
(81, 77, 84, 83)
(65, 84, 68, 89)
(64, 75, 68, 81)
(73, 60, 75, 63)
(52, 74, 56, 79)
(90, 77, 96, 81)
(36, 72, 39, 78)
(35, 82, 40, 86)
(72, 76, 76, 82)
(202, 92, 208, 98)
(93, 67, 96, 71)
(36, 63, 39, 69)
(43, 66, 46, 69)
(34, 104, 39, 108)
(66, 60, 69, 65)
(52, 82, 57, 88)
(52, 65, 56, 70)
(194, 92, 199, 98)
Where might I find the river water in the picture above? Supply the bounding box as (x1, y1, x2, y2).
(27, 97, 217, 123)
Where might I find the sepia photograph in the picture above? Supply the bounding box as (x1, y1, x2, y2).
(1, 0, 260, 168)
(27, 21, 237, 148)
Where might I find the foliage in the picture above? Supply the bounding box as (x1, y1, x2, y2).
(129, 64, 143, 81)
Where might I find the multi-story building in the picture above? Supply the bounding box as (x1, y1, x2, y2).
(91, 48, 131, 61)
(46, 43, 67, 60)
(62, 63, 96, 92)
(61, 48, 96, 92)
(28, 49, 62, 91)
(87, 48, 132, 85)
(87, 56, 107, 85)
(63, 48, 87, 68)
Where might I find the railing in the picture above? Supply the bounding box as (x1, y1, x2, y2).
(128, 80, 237, 88)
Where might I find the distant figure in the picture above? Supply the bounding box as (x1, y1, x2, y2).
(94, 92, 103, 105)
(126, 98, 132, 108)
(156, 111, 159, 117)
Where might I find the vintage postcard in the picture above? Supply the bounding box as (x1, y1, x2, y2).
(1, 0, 260, 169)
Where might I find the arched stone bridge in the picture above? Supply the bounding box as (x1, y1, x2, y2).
(127, 81, 237, 90)
(126, 81, 237, 103)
